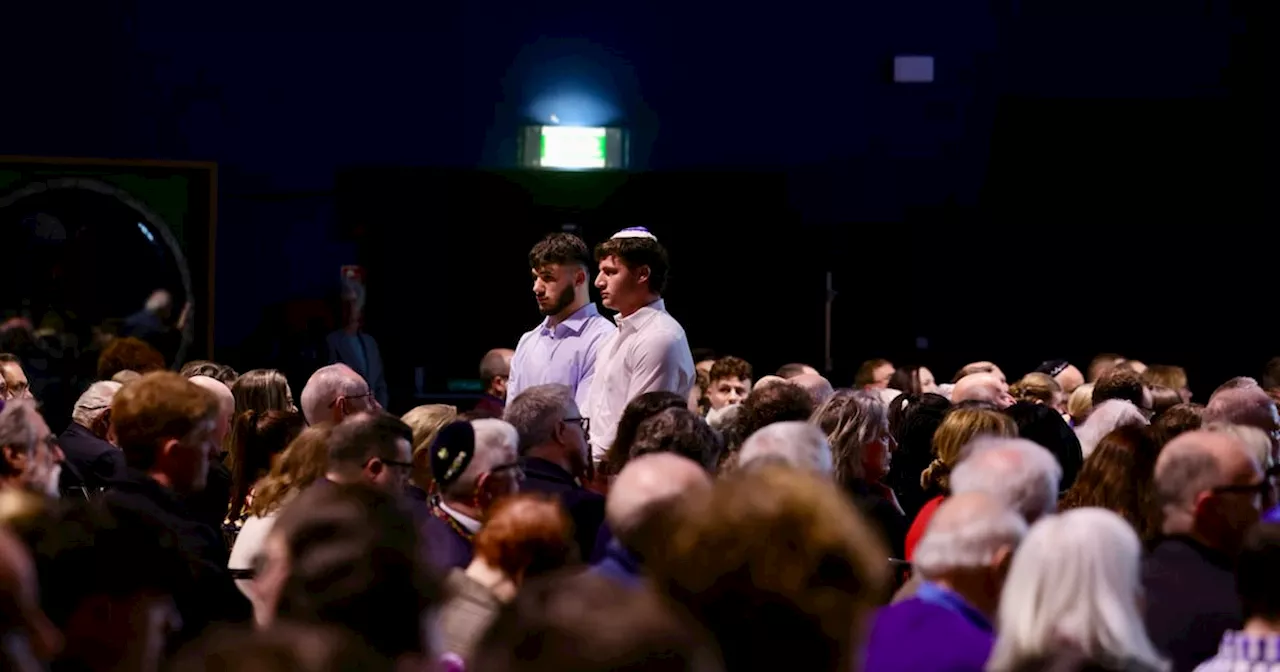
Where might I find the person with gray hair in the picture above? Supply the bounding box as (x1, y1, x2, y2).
(865, 492, 1026, 672)
(1076, 398, 1150, 458)
(988, 508, 1166, 672)
(950, 437, 1063, 523)
(594, 452, 711, 586)
(424, 418, 523, 569)
(1204, 386, 1280, 459)
(298, 364, 377, 426)
(0, 399, 63, 497)
(1144, 430, 1262, 672)
(812, 389, 906, 555)
(504, 384, 602, 559)
(893, 436, 1061, 604)
(58, 380, 125, 494)
(736, 421, 833, 474)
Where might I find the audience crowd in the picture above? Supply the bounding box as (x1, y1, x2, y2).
(1, 227, 1279, 671)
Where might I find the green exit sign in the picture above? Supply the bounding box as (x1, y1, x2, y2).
(540, 126, 607, 169)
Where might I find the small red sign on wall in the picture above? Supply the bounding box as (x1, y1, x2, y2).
(341, 265, 364, 284)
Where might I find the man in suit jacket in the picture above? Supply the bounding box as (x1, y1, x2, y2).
(502, 383, 602, 559)
(325, 282, 389, 409)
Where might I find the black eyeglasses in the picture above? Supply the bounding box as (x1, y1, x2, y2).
(365, 457, 413, 470)
(1212, 465, 1280, 497)
(563, 416, 590, 434)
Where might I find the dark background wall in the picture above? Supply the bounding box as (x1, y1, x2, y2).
(2, 0, 1274, 407)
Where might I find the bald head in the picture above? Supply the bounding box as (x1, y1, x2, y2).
(789, 373, 833, 406)
(1156, 430, 1261, 539)
(954, 361, 1005, 384)
(300, 364, 370, 425)
(952, 373, 1014, 408)
(190, 375, 234, 447)
(607, 453, 710, 543)
(481, 349, 515, 398)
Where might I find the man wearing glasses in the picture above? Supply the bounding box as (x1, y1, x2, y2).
(299, 364, 380, 426)
(321, 412, 415, 494)
(1143, 430, 1265, 672)
(504, 383, 602, 560)
(0, 398, 64, 497)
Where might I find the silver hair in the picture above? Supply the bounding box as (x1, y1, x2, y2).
(951, 437, 1063, 523)
(988, 508, 1168, 672)
(738, 421, 833, 475)
(71, 381, 123, 428)
(913, 498, 1027, 579)
(0, 399, 38, 461)
(444, 418, 519, 499)
(299, 364, 368, 425)
(705, 403, 742, 431)
(1204, 387, 1276, 430)
(504, 384, 574, 453)
(1076, 399, 1148, 459)
(810, 389, 888, 480)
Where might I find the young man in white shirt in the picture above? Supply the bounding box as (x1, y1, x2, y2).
(585, 227, 696, 461)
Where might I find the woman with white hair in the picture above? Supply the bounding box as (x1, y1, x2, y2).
(1076, 399, 1149, 459)
(987, 508, 1167, 672)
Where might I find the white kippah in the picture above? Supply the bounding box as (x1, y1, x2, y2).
(610, 227, 658, 241)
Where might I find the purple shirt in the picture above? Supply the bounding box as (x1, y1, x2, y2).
(864, 583, 994, 672)
(507, 303, 615, 412)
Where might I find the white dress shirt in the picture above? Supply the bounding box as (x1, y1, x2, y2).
(507, 303, 616, 413)
(585, 299, 695, 459)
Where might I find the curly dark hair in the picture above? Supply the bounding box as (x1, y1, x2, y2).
(97, 337, 166, 380)
(738, 382, 815, 438)
(629, 407, 723, 472)
(708, 356, 752, 383)
(1092, 368, 1146, 408)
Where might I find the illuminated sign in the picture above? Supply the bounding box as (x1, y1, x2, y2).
(520, 126, 626, 170)
(541, 126, 607, 169)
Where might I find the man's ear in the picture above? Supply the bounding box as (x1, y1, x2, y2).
(157, 438, 181, 464)
(635, 264, 651, 286)
(574, 266, 587, 287)
(1, 445, 27, 472)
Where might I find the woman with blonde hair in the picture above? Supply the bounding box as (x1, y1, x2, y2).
(401, 404, 458, 500)
(1068, 383, 1096, 427)
(905, 406, 1019, 560)
(1009, 373, 1066, 415)
(987, 508, 1167, 672)
(228, 423, 335, 617)
(811, 389, 907, 556)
